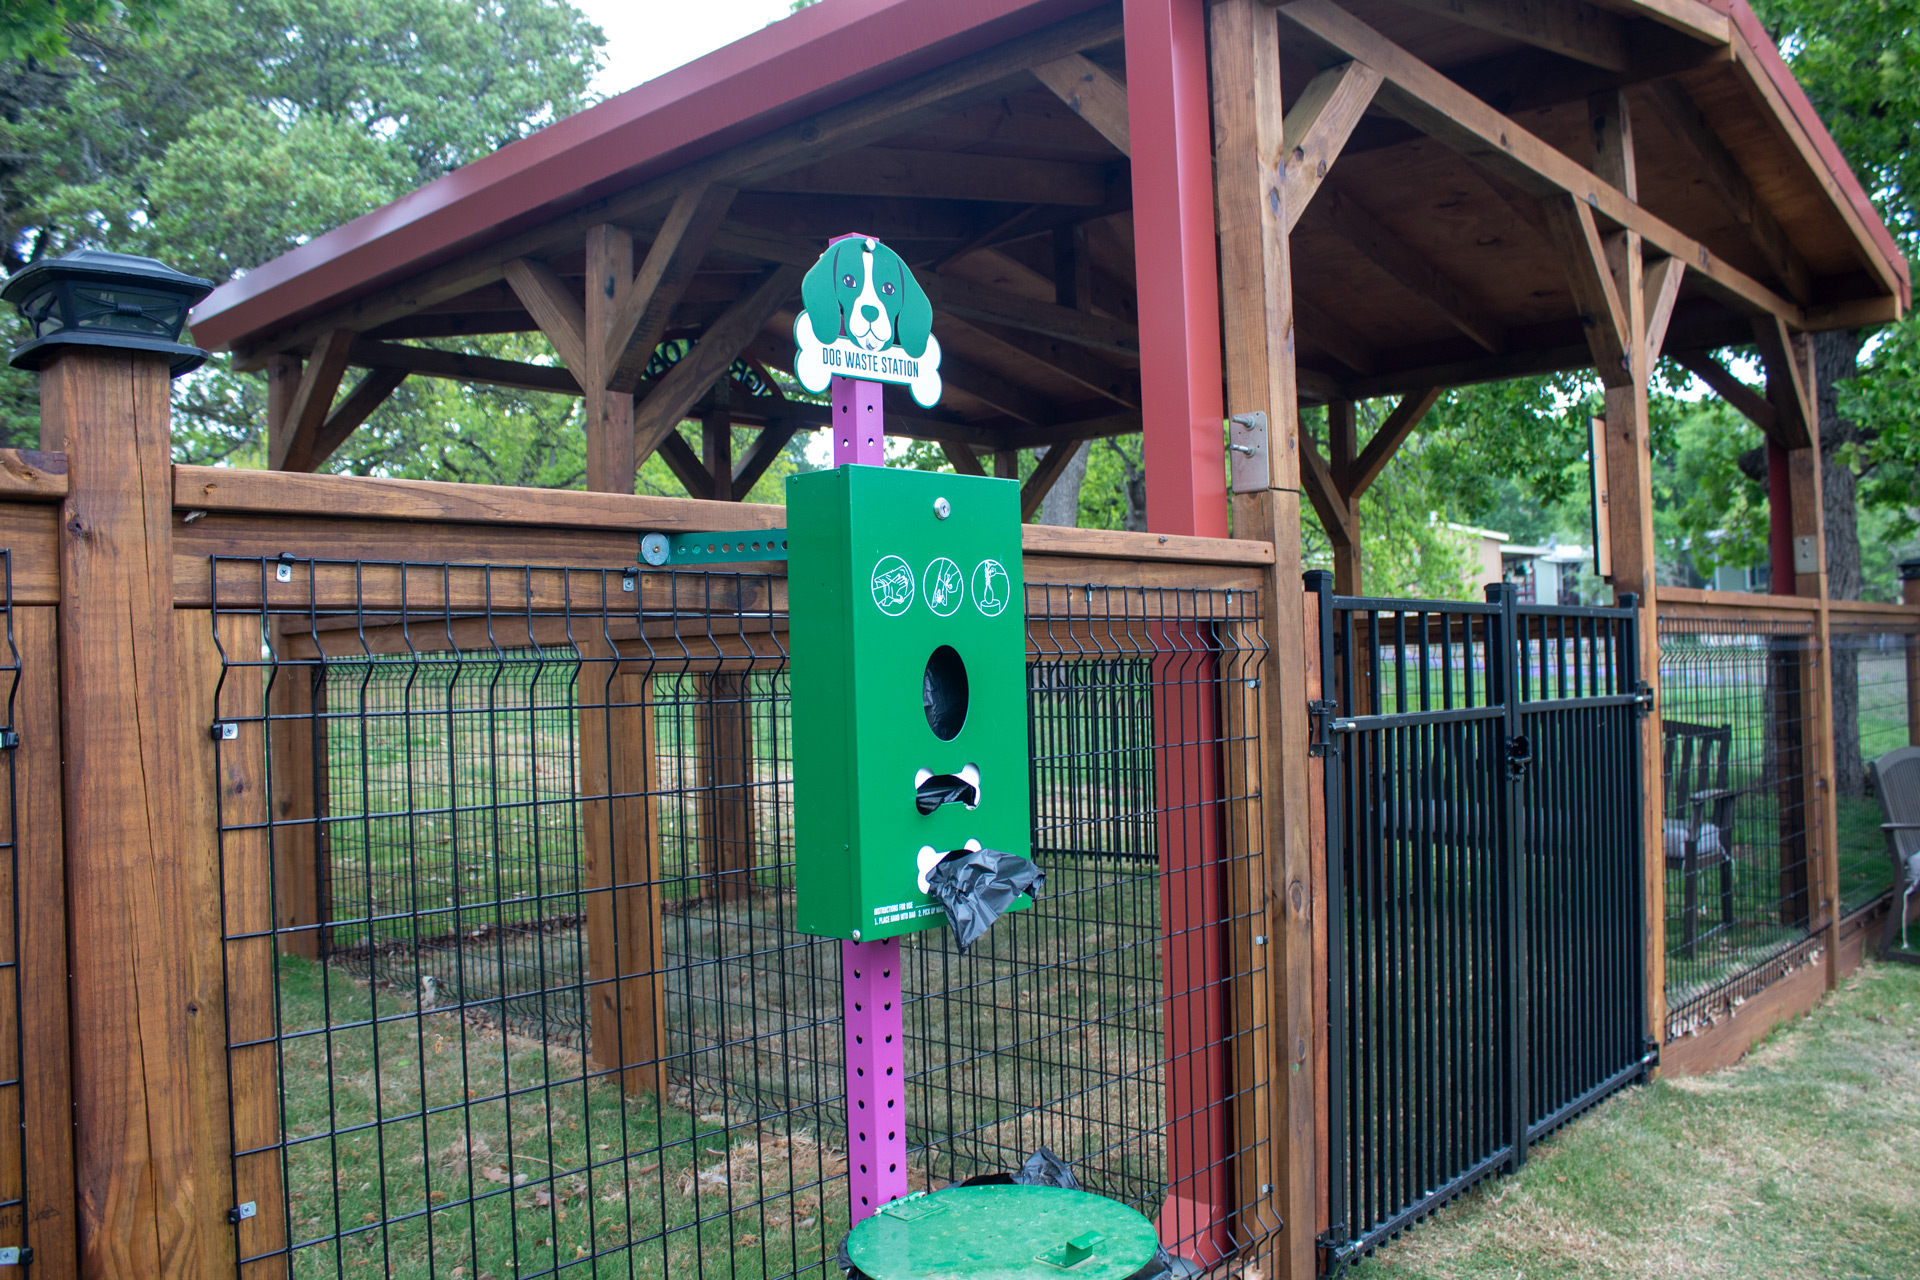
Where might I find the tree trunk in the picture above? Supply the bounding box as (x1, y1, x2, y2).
(1037, 441, 1089, 526)
(1814, 328, 1866, 796)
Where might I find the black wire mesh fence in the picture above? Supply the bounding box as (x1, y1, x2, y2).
(206, 558, 1272, 1279)
(1314, 579, 1646, 1274)
(1828, 618, 1917, 916)
(1657, 616, 1822, 1040)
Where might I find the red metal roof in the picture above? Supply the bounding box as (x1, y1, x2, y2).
(189, 0, 1907, 352)
(189, 0, 1107, 352)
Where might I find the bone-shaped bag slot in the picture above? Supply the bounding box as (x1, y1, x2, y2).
(913, 763, 981, 814)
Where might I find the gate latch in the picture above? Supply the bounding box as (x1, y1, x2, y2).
(1631, 679, 1654, 719)
(1505, 734, 1533, 778)
(1308, 699, 1339, 758)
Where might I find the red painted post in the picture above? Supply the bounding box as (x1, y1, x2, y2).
(1127, 0, 1227, 540)
(1127, 0, 1233, 1260)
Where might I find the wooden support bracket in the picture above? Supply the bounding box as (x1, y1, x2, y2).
(605, 184, 738, 393)
(271, 329, 355, 470)
(1032, 52, 1131, 155)
(1543, 194, 1633, 386)
(1280, 60, 1383, 231)
(1349, 386, 1446, 497)
(503, 257, 589, 374)
(1672, 348, 1778, 435)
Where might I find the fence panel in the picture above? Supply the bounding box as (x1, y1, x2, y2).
(1314, 579, 1647, 1273)
(1657, 616, 1823, 1040)
(1827, 615, 1918, 918)
(204, 556, 1272, 1279)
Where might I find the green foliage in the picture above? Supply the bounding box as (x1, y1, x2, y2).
(1, 0, 603, 460)
(1653, 400, 1769, 584)
(0, 0, 172, 63)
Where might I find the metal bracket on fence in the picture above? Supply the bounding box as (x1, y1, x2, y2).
(1227, 411, 1270, 494)
(0, 728, 16, 750)
(1631, 679, 1654, 719)
(274, 551, 295, 583)
(1308, 698, 1339, 757)
(228, 1201, 256, 1225)
(0, 1245, 29, 1266)
(620, 565, 637, 593)
(640, 529, 789, 567)
(211, 722, 238, 741)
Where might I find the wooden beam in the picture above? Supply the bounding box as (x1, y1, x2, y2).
(1279, 60, 1383, 231)
(1642, 80, 1814, 305)
(582, 223, 637, 493)
(1644, 254, 1686, 363)
(921, 274, 1139, 357)
(0, 448, 67, 501)
(941, 441, 988, 475)
(1019, 438, 1086, 520)
(1667, 349, 1776, 432)
(939, 354, 1059, 426)
(1309, 188, 1506, 353)
(1542, 194, 1633, 385)
(272, 329, 354, 470)
(348, 337, 581, 394)
(632, 264, 803, 465)
(605, 184, 736, 394)
(1294, 295, 1380, 374)
(1299, 431, 1354, 547)
(1031, 52, 1131, 155)
(1327, 399, 1362, 594)
(1350, 386, 1445, 496)
(229, 5, 1126, 369)
(963, 318, 1142, 407)
(702, 381, 734, 502)
(731, 419, 800, 497)
(502, 258, 588, 373)
(282, 366, 408, 473)
(658, 430, 715, 500)
(751, 146, 1113, 206)
(1373, 0, 1630, 72)
(1751, 314, 1814, 448)
(1277, 0, 1804, 323)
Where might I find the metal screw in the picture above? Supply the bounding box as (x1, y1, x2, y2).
(640, 532, 671, 566)
(274, 553, 293, 583)
(229, 1201, 256, 1224)
(851, 928, 862, 941)
(211, 722, 238, 741)
(621, 566, 637, 593)
(932, 497, 951, 520)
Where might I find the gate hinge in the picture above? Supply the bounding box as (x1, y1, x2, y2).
(1631, 680, 1654, 719)
(1308, 698, 1338, 757)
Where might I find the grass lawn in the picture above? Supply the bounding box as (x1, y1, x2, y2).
(1349, 959, 1920, 1280)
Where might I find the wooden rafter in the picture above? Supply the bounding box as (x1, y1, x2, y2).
(1670, 349, 1777, 435)
(1542, 194, 1632, 385)
(282, 367, 408, 473)
(1031, 53, 1130, 155)
(1295, 295, 1379, 375)
(1299, 433, 1354, 546)
(271, 329, 355, 470)
(605, 184, 737, 393)
(350, 338, 581, 394)
(1019, 438, 1086, 520)
(503, 259, 588, 372)
(939, 354, 1059, 427)
(632, 265, 804, 465)
(1750, 314, 1813, 448)
(1276, 0, 1804, 324)
(657, 431, 714, 500)
(1280, 60, 1383, 232)
(1350, 386, 1446, 496)
(921, 274, 1139, 356)
(1643, 81, 1813, 305)
(1374, 0, 1630, 72)
(752, 147, 1113, 207)
(231, 5, 1125, 369)
(940, 441, 988, 475)
(1645, 255, 1687, 364)
(959, 317, 1141, 408)
(1309, 188, 1506, 353)
(732, 420, 800, 496)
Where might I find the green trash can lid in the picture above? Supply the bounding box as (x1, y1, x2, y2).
(843, 1185, 1162, 1279)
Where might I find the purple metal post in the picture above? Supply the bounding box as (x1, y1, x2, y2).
(843, 937, 909, 1220)
(831, 375, 886, 467)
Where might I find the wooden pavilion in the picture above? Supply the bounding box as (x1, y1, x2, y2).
(176, 0, 1907, 1275)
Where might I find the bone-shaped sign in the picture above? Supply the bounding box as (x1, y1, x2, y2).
(794, 314, 943, 407)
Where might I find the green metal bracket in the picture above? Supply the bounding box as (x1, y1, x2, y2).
(639, 529, 790, 566)
(1037, 1231, 1105, 1269)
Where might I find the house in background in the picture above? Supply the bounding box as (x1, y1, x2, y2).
(1441, 520, 1595, 604)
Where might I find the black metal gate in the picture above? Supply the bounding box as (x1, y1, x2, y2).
(1309, 572, 1652, 1273)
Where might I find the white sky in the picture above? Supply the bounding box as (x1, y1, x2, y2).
(574, 0, 803, 98)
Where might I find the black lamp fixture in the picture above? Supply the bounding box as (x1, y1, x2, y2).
(2, 249, 216, 377)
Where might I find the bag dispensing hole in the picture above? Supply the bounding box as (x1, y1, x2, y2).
(922, 644, 969, 741)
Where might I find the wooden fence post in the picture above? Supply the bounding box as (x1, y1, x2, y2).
(38, 342, 219, 1276)
(699, 672, 756, 899)
(1905, 561, 1920, 747)
(268, 642, 327, 958)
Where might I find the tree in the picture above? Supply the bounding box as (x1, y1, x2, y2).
(1, 0, 604, 461)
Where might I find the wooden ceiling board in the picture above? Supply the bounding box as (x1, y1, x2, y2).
(881, 87, 1127, 161)
(931, 309, 1112, 405)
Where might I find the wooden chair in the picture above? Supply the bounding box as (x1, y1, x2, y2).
(1662, 719, 1742, 958)
(1868, 746, 1920, 960)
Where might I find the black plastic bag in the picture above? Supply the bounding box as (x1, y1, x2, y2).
(922, 847, 1043, 950)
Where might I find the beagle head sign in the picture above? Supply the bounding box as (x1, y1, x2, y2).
(795, 234, 943, 407)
